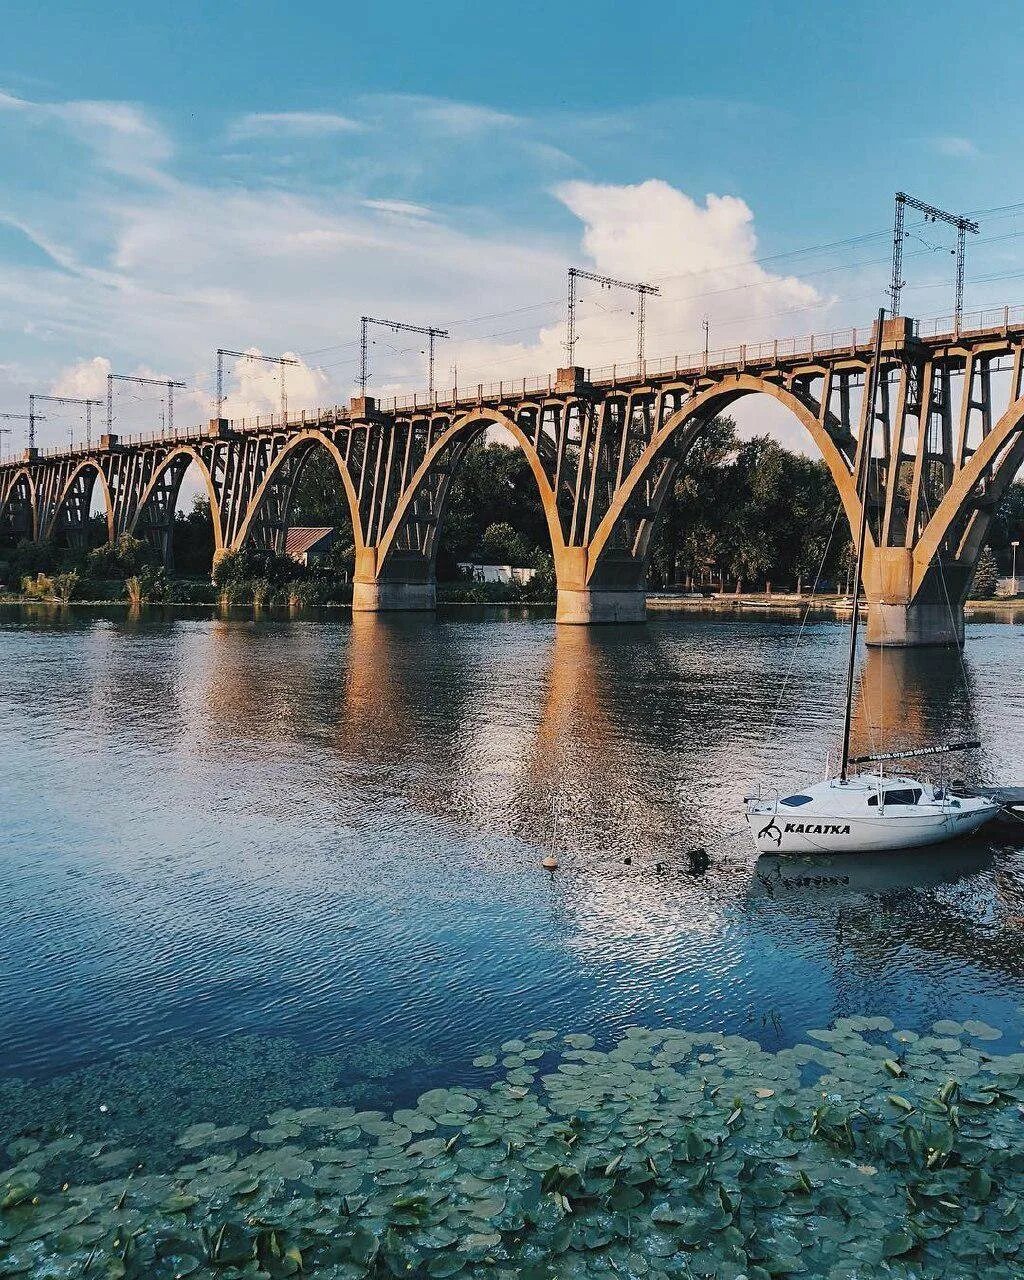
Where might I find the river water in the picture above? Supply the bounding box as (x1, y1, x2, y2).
(2, 605, 1024, 1158)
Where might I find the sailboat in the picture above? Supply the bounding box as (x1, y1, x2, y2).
(744, 308, 1001, 856)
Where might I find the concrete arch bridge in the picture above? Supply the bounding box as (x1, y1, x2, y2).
(3, 311, 1024, 646)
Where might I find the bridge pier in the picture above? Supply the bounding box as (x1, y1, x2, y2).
(352, 579, 436, 612)
(863, 550, 967, 648)
(352, 547, 436, 613)
(553, 548, 646, 625)
(866, 600, 964, 648)
(555, 588, 646, 625)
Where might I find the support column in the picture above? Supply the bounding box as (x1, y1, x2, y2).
(863, 548, 966, 647)
(555, 587, 646, 624)
(866, 600, 964, 647)
(554, 546, 646, 625)
(352, 547, 436, 613)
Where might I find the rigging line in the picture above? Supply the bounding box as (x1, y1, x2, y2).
(763, 499, 844, 753)
(917, 478, 973, 701)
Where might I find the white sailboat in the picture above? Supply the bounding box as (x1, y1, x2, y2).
(744, 308, 1001, 856)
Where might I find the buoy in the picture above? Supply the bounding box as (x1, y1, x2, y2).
(542, 854, 559, 871)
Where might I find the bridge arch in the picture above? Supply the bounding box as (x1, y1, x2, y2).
(0, 468, 38, 542)
(375, 408, 564, 576)
(586, 374, 868, 583)
(912, 394, 1024, 593)
(43, 460, 114, 545)
(129, 446, 226, 553)
(233, 430, 364, 554)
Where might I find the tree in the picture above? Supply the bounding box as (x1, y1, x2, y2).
(173, 496, 215, 577)
(478, 522, 534, 567)
(986, 480, 1024, 572)
(971, 545, 999, 599)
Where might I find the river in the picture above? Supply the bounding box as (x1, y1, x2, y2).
(2, 605, 1023, 1159)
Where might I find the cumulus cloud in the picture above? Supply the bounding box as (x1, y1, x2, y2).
(220, 351, 326, 421)
(51, 356, 110, 400)
(441, 180, 823, 396)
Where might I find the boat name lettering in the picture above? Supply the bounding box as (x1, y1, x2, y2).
(783, 822, 852, 835)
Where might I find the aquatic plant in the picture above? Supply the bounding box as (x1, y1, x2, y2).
(3, 1018, 1024, 1277)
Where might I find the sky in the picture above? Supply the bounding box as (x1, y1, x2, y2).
(1, 0, 1023, 453)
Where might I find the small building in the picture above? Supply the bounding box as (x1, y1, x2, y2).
(285, 527, 336, 567)
(457, 562, 536, 585)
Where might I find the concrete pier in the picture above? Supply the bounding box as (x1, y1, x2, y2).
(352, 579, 436, 612)
(555, 588, 646, 625)
(866, 600, 965, 647)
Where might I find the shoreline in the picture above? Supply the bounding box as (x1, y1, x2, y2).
(1, 592, 1023, 621)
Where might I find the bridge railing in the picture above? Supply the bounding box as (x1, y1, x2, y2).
(915, 304, 1024, 340)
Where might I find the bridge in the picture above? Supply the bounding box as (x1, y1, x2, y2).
(3, 307, 1024, 645)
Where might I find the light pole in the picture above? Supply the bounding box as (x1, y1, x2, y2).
(1012, 539, 1020, 597)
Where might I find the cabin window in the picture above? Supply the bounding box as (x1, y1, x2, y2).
(780, 794, 813, 807)
(883, 788, 922, 806)
(867, 788, 923, 807)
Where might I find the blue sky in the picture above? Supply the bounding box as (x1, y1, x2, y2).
(1, 0, 1022, 446)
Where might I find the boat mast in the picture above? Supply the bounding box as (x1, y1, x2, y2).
(840, 307, 886, 781)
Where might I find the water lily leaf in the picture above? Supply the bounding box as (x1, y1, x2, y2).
(472, 1056, 498, 1069)
(882, 1227, 915, 1257)
(964, 1020, 1002, 1041)
(426, 1255, 464, 1277)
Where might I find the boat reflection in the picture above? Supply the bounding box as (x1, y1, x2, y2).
(847, 644, 981, 782)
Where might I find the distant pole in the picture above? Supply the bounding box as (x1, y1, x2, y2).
(0, 413, 42, 452)
(29, 394, 37, 450)
(215, 349, 296, 421)
(1013, 540, 1020, 595)
(359, 316, 448, 397)
(702, 316, 710, 362)
(566, 269, 577, 364)
(889, 191, 978, 323)
(565, 266, 660, 367)
(107, 373, 185, 436)
(167, 382, 174, 434)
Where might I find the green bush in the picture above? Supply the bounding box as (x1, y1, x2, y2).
(21, 570, 81, 602)
(125, 567, 169, 606)
(88, 534, 158, 579)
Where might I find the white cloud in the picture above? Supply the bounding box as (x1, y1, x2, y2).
(362, 198, 434, 220)
(227, 111, 364, 141)
(221, 350, 325, 421)
(51, 356, 110, 400)
(1, 89, 171, 181)
(932, 135, 978, 158)
(442, 180, 823, 393)
(415, 100, 519, 135)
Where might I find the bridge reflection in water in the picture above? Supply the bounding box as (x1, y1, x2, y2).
(2, 606, 1024, 1095)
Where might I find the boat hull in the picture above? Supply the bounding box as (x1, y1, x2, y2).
(746, 802, 997, 855)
